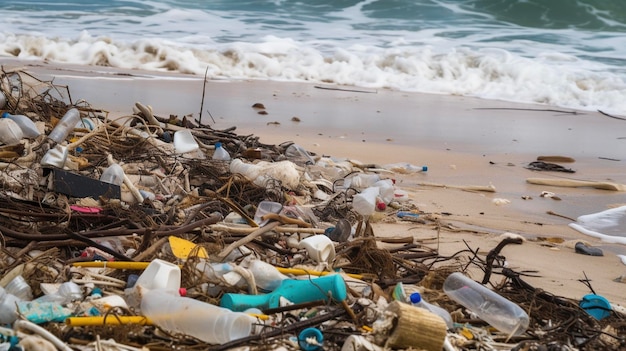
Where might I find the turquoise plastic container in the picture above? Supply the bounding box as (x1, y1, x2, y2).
(220, 274, 347, 312)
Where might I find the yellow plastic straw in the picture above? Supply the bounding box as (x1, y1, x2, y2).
(276, 267, 364, 280)
(66, 316, 152, 326)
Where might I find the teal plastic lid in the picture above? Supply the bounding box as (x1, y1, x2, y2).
(579, 293, 611, 320)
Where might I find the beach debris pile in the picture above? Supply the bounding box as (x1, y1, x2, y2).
(0, 68, 625, 351)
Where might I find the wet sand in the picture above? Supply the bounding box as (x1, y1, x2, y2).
(3, 58, 626, 306)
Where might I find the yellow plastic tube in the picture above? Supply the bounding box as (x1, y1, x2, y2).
(66, 316, 152, 326)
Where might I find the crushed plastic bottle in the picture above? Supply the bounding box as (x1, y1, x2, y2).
(0, 118, 24, 146)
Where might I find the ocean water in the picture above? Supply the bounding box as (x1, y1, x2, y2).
(0, 0, 625, 112)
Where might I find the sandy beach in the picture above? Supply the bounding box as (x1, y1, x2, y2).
(3, 58, 626, 308)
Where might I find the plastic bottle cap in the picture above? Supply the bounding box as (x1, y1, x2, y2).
(215, 142, 222, 148)
(298, 327, 323, 351)
(409, 292, 422, 304)
(1, 112, 8, 118)
(179, 288, 187, 297)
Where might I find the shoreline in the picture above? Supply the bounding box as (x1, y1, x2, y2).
(2, 58, 626, 305)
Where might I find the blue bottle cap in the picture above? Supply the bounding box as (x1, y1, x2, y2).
(215, 142, 222, 148)
(1, 112, 8, 118)
(409, 292, 422, 304)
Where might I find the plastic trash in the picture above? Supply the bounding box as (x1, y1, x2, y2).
(443, 272, 529, 335)
(245, 258, 288, 292)
(324, 218, 352, 242)
(220, 274, 347, 312)
(285, 143, 315, 165)
(0, 91, 6, 108)
(298, 235, 336, 264)
(2, 112, 41, 138)
(212, 141, 231, 161)
(352, 186, 380, 216)
(253, 200, 283, 226)
(5, 275, 33, 301)
(35, 281, 82, 306)
(48, 108, 81, 144)
(173, 129, 199, 154)
(0, 286, 22, 324)
(0, 118, 24, 145)
(579, 293, 612, 320)
(134, 259, 181, 291)
(346, 173, 381, 189)
(140, 288, 252, 344)
(373, 179, 394, 204)
(17, 300, 72, 324)
(298, 327, 324, 351)
(40, 144, 68, 168)
(410, 292, 454, 329)
(100, 163, 125, 186)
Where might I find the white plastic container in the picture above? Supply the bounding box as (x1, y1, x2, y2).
(173, 129, 199, 154)
(298, 235, 336, 264)
(140, 288, 253, 344)
(409, 292, 454, 329)
(48, 108, 81, 144)
(41, 144, 68, 168)
(352, 186, 380, 216)
(212, 142, 231, 161)
(2, 112, 41, 138)
(0, 118, 24, 145)
(443, 272, 529, 335)
(0, 286, 21, 324)
(100, 163, 125, 186)
(230, 158, 261, 180)
(135, 259, 181, 291)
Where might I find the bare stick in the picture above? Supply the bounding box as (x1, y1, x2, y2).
(217, 221, 280, 261)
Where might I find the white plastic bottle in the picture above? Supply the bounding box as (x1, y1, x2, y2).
(443, 272, 529, 335)
(2, 112, 41, 138)
(0, 118, 24, 145)
(373, 179, 395, 204)
(409, 292, 454, 329)
(140, 288, 253, 344)
(213, 142, 231, 161)
(346, 173, 380, 189)
(48, 108, 81, 144)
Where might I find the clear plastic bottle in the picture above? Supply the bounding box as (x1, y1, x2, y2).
(140, 288, 252, 344)
(0, 91, 6, 108)
(213, 142, 231, 161)
(443, 272, 529, 335)
(2, 112, 41, 138)
(5, 275, 33, 301)
(0, 286, 22, 324)
(48, 108, 81, 144)
(35, 281, 83, 306)
(409, 292, 454, 329)
(0, 118, 24, 145)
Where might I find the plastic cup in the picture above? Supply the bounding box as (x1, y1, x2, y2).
(298, 235, 336, 264)
(253, 201, 283, 226)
